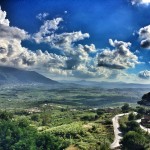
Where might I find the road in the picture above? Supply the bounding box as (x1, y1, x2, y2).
(110, 112, 150, 150)
(110, 113, 128, 149)
(138, 120, 150, 133)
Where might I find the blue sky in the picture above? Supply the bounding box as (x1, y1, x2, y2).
(0, 0, 150, 82)
(2, 0, 150, 47)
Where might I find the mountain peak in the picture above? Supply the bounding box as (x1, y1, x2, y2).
(0, 66, 58, 85)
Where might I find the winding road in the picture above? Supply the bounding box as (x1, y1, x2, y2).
(110, 112, 150, 150)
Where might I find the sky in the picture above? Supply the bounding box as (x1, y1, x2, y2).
(0, 0, 150, 83)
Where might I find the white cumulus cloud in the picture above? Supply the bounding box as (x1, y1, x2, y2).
(0, 6, 142, 81)
(97, 39, 139, 69)
(138, 70, 150, 79)
(138, 25, 150, 49)
(131, 0, 150, 5)
(0, 6, 9, 26)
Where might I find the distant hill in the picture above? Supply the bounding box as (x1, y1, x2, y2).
(60, 80, 150, 89)
(0, 66, 58, 85)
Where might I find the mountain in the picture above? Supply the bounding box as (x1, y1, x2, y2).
(60, 80, 150, 89)
(0, 66, 58, 85)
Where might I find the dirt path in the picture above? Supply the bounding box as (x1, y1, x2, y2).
(110, 112, 150, 149)
(110, 113, 128, 149)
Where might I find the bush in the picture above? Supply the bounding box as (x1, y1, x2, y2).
(81, 115, 97, 121)
(121, 131, 148, 150)
(126, 121, 140, 132)
(136, 107, 145, 115)
(128, 113, 135, 121)
(121, 103, 130, 113)
(96, 109, 105, 116)
(0, 118, 69, 150)
(31, 114, 40, 122)
(120, 123, 127, 132)
(136, 113, 142, 119)
(36, 133, 69, 150)
(0, 120, 36, 150)
(0, 111, 13, 121)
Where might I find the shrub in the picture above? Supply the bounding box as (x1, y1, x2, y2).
(128, 113, 135, 121)
(0, 111, 13, 121)
(121, 131, 147, 150)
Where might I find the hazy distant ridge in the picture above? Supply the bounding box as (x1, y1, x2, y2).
(0, 66, 58, 85)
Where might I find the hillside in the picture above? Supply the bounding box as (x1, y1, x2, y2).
(0, 66, 58, 85)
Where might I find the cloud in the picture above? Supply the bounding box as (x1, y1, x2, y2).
(33, 17, 63, 43)
(139, 25, 150, 39)
(140, 39, 150, 48)
(0, 7, 95, 78)
(138, 70, 150, 79)
(81, 44, 96, 53)
(0, 7, 68, 76)
(36, 12, 49, 20)
(0, 6, 142, 81)
(51, 31, 90, 50)
(32, 18, 141, 79)
(33, 18, 91, 71)
(0, 24, 29, 40)
(0, 6, 9, 26)
(131, 0, 150, 5)
(0, 7, 29, 41)
(97, 39, 139, 69)
(33, 20, 90, 50)
(0, 39, 67, 71)
(138, 25, 150, 49)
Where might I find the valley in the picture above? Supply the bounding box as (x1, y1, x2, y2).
(0, 85, 149, 149)
(0, 86, 149, 109)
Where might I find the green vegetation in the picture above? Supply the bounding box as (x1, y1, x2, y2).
(0, 87, 150, 149)
(119, 112, 150, 150)
(0, 111, 68, 150)
(0, 87, 148, 109)
(138, 92, 150, 106)
(121, 103, 130, 113)
(0, 106, 116, 150)
(121, 131, 149, 150)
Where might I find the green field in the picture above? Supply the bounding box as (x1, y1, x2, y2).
(0, 86, 149, 109)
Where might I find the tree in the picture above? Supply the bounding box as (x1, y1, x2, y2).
(31, 114, 40, 122)
(136, 113, 142, 119)
(120, 131, 148, 150)
(96, 109, 105, 116)
(0, 111, 69, 150)
(136, 107, 145, 115)
(142, 92, 150, 102)
(128, 113, 135, 121)
(138, 92, 150, 106)
(126, 121, 140, 132)
(0, 120, 37, 150)
(0, 111, 13, 121)
(36, 132, 69, 150)
(121, 103, 130, 113)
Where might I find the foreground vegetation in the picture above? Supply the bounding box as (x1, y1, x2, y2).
(0, 105, 117, 150)
(0, 86, 150, 150)
(119, 109, 150, 150)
